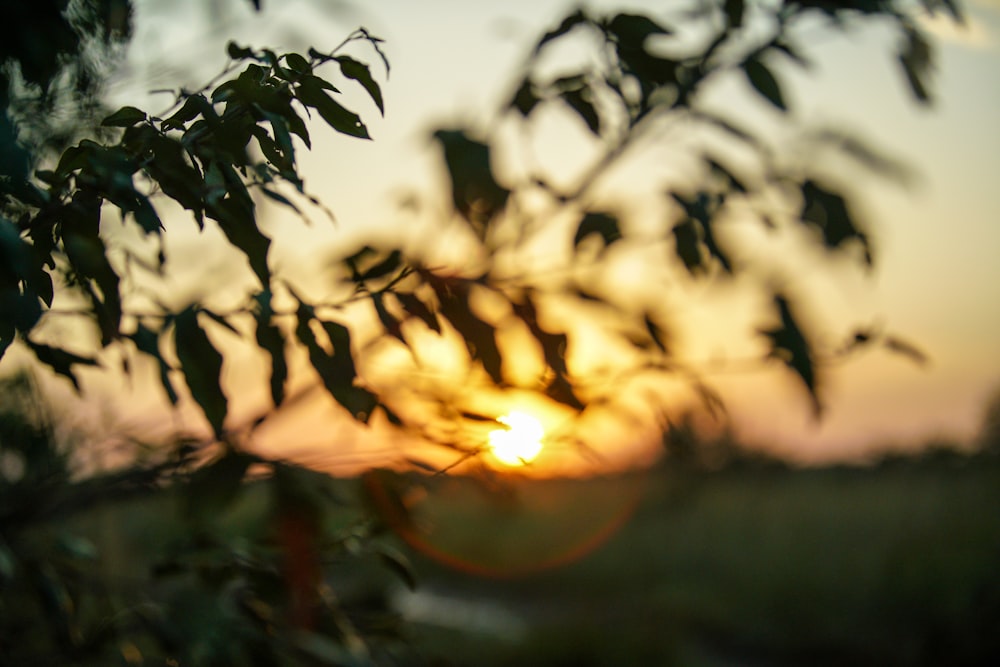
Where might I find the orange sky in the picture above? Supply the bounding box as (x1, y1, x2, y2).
(22, 0, 1000, 474)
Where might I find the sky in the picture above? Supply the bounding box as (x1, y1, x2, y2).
(42, 0, 1000, 473)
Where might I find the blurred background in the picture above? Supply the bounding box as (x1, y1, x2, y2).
(2, 1, 999, 665)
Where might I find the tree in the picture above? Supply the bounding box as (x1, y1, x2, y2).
(0, 0, 961, 664)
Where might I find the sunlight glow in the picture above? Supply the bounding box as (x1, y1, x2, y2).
(489, 411, 544, 466)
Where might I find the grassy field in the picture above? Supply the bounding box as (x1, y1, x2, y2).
(394, 457, 1000, 666)
(10, 453, 1000, 666)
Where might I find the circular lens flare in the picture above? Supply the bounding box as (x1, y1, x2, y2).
(489, 412, 544, 466)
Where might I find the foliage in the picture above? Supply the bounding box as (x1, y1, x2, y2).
(0, 0, 965, 664)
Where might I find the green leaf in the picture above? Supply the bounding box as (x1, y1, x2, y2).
(743, 58, 786, 111)
(335, 55, 384, 114)
(174, 308, 228, 437)
(101, 105, 147, 128)
(573, 212, 621, 251)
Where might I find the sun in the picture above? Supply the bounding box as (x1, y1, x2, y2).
(488, 411, 545, 466)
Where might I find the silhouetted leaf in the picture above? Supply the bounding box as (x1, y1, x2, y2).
(511, 294, 584, 410)
(743, 57, 786, 110)
(772, 39, 811, 69)
(284, 52, 310, 74)
(430, 279, 504, 384)
(207, 196, 272, 285)
(536, 9, 590, 53)
(939, 0, 964, 23)
(808, 128, 913, 183)
(372, 292, 404, 342)
(607, 13, 672, 43)
(62, 192, 121, 344)
(174, 308, 228, 437)
(24, 340, 98, 392)
(706, 157, 747, 193)
(899, 24, 933, 104)
(162, 93, 212, 131)
(260, 187, 300, 213)
(673, 220, 703, 275)
(295, 76, 370, 139)
(253, 292, 287, 407)
(335, 55, 384, 115)
(800, 180, 871, 265)
(0, 324, 13, 362)
(725, 0, 745, 28)
(644, 314, 670, 353)
(359, 250, 402, 282)
(573, 212, 621, 251)
(294, 303, 378, 422)
(510, 78, 539, 116)
(883, 334, 928, 365)
(376, 545, 417, 590)
(101, 106, 146, 128)
(433, 129, 510, 235)
(129, 323, 178, 405)
(760, 295, 820, 416)
(185, 450, 253, 518)
(545, 373, 585, 410)
(227, 41, 254, 60)
(700, 216, 732, 274)
(562, 88, 601, 134)
(397, 292, 440, 333)
(404, 457, 439, 473)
